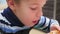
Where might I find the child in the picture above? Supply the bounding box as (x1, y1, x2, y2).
(0, 0, 60, 34)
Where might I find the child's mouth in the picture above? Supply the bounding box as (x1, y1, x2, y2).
(32, 20, 38, 24)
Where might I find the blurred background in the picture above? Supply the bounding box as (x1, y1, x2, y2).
(0, 0, 7, 10)
(43, 0, 60, 24)
(0, 0, 60, 23)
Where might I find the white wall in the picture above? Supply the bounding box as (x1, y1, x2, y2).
(0, 0, 7, 10)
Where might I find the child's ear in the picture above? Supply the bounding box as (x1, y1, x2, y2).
(6, 0, 16, 10)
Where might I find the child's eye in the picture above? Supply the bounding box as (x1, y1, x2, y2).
(31, 8, 37, 10)
(30, 5, 38, 10)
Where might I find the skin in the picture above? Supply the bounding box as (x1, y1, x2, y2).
(7, 0, 46, 27)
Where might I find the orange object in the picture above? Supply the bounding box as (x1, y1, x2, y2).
(50, 30, 60, 34)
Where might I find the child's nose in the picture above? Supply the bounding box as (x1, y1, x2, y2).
(36, 10, 43, 19)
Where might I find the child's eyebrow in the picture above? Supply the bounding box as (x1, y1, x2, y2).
(23, 0, 45, 7)
(24, 0, 41, 3)
(26, 0, 41, 4)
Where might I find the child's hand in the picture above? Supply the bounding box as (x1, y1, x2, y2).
(50, 25, 60, 31)
(48, 30, 60, 34)
(48, 25, 60, 34)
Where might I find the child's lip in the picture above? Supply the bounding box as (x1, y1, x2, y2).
(32, 20, 38, 24)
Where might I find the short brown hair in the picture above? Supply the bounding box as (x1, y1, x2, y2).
(14, 0, 20, 3)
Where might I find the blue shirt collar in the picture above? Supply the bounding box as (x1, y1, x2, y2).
(2, 7, 24, 27)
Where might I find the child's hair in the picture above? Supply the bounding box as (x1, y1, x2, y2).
(6, 0, 20, 3)
(14, 0, 20, 3)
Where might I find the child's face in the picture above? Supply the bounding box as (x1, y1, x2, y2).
(11, 0, 46, 27)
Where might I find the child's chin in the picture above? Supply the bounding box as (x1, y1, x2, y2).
(25, 25, 34, 27)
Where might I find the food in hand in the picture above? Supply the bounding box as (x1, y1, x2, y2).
(50, 30, 60, 34)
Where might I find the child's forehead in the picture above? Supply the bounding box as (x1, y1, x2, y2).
(23, 0, 46, 4)
(23, 0, 45, 3)
(21, 0, 46, 7)
(26, 0, 41, 2)
(26, 0, 44, 1)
